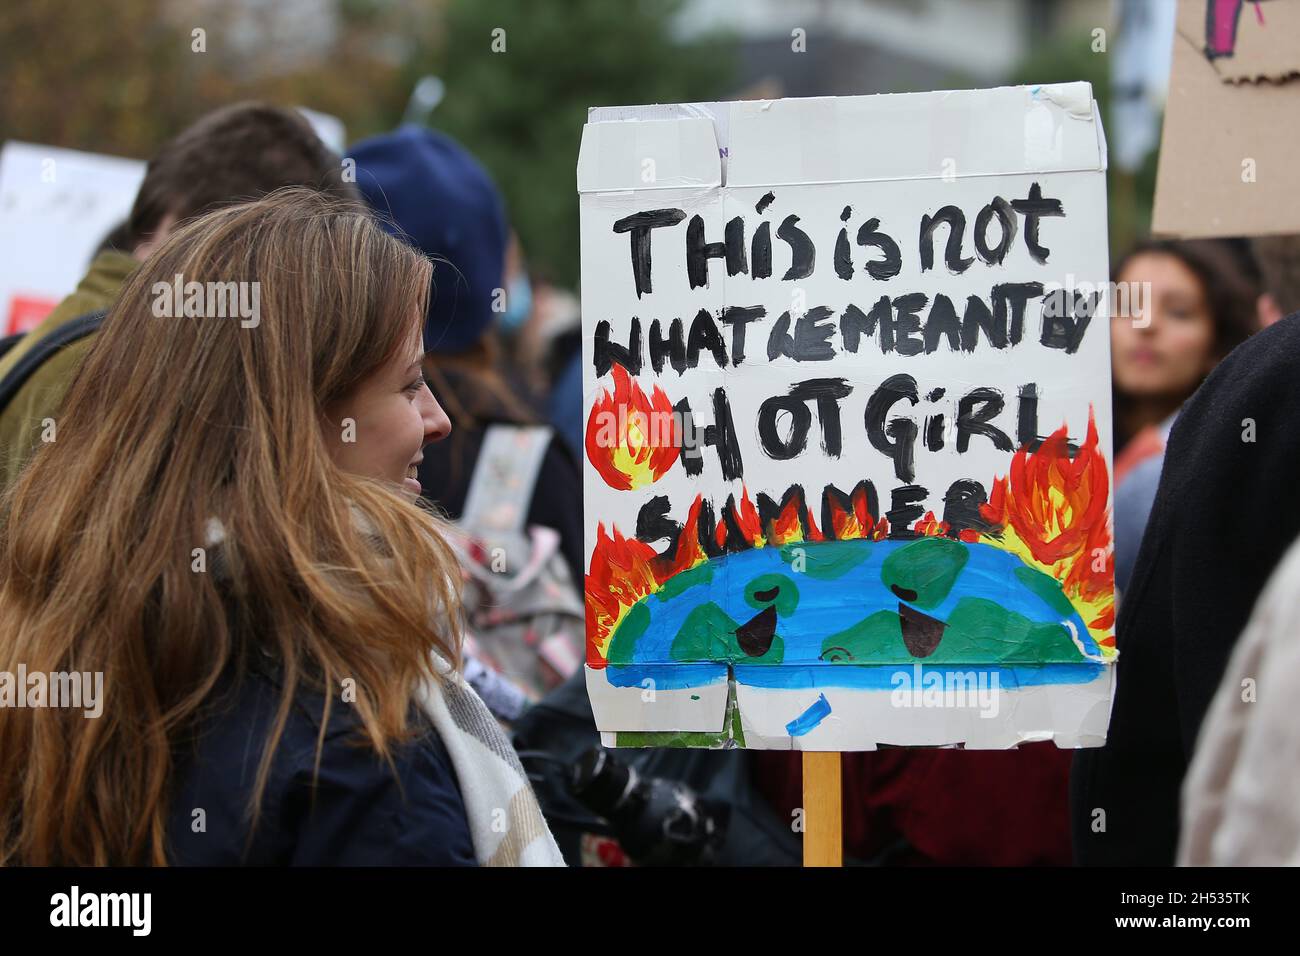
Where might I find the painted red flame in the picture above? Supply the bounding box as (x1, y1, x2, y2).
(982, 410, 1113, 600)
(584, 364, 678, 491)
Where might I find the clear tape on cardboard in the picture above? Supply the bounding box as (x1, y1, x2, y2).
(581, 85, 1106, 196)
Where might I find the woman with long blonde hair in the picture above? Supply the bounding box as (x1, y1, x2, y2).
(0, 188, 562, 866)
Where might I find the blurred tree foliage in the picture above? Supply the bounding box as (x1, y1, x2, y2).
(419, 0, 737, 290)
(0, 0, 206, 157)
(1010, 28, 1161, 257)
(0, 0, 427, 161)
(1, 0, 734, 291)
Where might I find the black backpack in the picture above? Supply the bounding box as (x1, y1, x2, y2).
(0, 310, 107, 417)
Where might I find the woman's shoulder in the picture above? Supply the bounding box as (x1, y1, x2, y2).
(167, 669, 477, 866)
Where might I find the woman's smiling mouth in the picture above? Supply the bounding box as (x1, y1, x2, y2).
(403, 460, 422, 495)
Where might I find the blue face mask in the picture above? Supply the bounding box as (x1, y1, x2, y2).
(500, 273, 533, 331)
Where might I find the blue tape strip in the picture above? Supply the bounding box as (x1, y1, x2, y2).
(785, 693, 832, 736)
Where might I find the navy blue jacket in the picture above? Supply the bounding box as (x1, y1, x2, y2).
(167, 668, 476, 865)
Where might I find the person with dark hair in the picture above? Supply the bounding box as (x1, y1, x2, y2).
(0, 102, 358, 492)
(94, 221, 137, 257)
(1108, 239, 1258, 593)
(124, 102, 355, 257)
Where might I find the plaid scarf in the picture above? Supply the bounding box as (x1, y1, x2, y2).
(418, 658, 565, 866)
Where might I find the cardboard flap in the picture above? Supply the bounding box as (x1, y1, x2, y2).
(725, 84, 1104, 186)
(584, 665, 729, 734)
(584, 85, 1105, 190)
(576, 116, 721, 194)
(734, 667, 1115, 751)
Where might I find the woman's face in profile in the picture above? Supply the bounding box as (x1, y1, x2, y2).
(323, 317, 451, 497)
(1110, 252, 1217, 403)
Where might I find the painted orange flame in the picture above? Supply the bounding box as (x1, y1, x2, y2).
(984, 414, 1109, 567)
(981, 408, 1115, 652)
(769, 495, 814, 546)
(584, 364, 678, 491)
(826, 485, 886, 541)
(656, 494, 709, 580)
(714, 487, 764, 550)
(803, 507, 825, 543)
(734, 487, 764, 548)
(912, 511, 948, 538)
(911, 512, 980, 542)
(584, 522, 662, 662)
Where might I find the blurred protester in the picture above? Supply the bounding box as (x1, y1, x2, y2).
(1073, 291, 1300, 865)
(497, 231, 542, 398)
(95, 220, 138, 257)
(1179, 530, 1300, 865)
(1251, 234, 1300, 328)
(548, 349, 584, 461)
(499, 241, 585, 430)
(526, 276, 584, 461)
(533, 280, 582, 387)
(0, 102, 357, 493)
(755, 745, 1075, 865)
(350, 126, 584, 587)
(1109, 240, 1257, 592)
(0, 189, 563, 865)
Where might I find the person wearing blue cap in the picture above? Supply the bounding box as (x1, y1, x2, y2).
(351, 125, 509, 355)
(349, 124, 585, 599)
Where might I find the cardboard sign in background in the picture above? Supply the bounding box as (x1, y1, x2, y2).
(579, 85, 1116, 750)
(0, 142, 145, 336)
(1153, 0, 1300, 238)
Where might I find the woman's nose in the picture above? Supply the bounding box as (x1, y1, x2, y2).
(421, 388, 452, 444)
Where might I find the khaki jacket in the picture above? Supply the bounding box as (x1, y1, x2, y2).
(0, 249, 136, 492)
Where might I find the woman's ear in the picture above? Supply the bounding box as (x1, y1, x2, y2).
(1257, 292, 1285, 329)
(132, 212, 178, 262)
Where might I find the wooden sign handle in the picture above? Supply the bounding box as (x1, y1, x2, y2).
(802, 750, 843, 866)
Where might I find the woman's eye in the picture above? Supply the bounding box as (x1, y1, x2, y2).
(404, 376, 426, 394)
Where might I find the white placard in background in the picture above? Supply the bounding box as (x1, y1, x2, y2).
(0, 141, 145, 335)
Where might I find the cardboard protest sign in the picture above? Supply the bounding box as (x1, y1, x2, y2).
(578, 84, 1116, 750)
(1153, 0, 1300, 237)
(0, 142, 145, 335)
